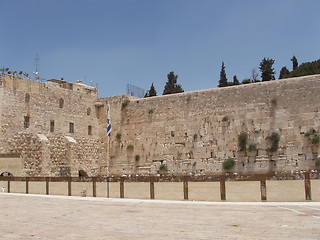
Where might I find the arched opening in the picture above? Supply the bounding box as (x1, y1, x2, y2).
(59, 98, 64, 108)
(78, 170, 88, 177)
(0, 172, 13, 176)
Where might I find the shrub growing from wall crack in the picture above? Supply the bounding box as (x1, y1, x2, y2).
(266, 132, 280, 152)
(115, 133, 122, 141)
(248, 144, 257, 152)
(121, 100, 129, 110)
(238, 132, 248, 152)
(223, 158, 235, 170)
(159, 163, 168, 171)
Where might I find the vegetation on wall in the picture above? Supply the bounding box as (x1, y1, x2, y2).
(126, 144, 134, 151)
(238, 132, 248, 152)
(316, 159, 320, 167)
(115, 133, 122, 141)
(121, 100, 129, 110)
(266, 132, 280, 152)
(305, 130, 320, 145)
(222, 157, 236, 170)
(248, 144, 257, 152)
(159, 163, 168, 171)
(135, 155, 140, 161)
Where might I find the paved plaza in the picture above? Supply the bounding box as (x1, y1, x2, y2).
(0, 193, 319, 239)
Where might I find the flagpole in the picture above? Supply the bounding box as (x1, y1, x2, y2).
(106, 103, 112, 198)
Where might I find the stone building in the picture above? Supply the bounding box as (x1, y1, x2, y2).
(1, 72, 320, 176)
(0, 73, 104, 177)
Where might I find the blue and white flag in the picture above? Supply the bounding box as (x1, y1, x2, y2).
(107, 104, 112, 137)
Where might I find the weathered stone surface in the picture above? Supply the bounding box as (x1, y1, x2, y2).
(0, 74, 101, 176)
(1, 73, 320, 176)
(102, 74, 320, 175)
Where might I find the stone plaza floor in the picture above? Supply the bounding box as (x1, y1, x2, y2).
(0, 193, 319, 239)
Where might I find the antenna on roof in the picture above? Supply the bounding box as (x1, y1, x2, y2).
(33, 54, 40, 81)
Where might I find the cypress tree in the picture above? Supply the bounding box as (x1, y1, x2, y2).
(233, 75, 240, 85)
(218, 62, 227, 87)
(291, 56, 298, 70)
(145, 83, 157, 98)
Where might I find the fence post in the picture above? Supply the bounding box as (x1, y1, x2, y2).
(220, 175, 226, 200)
(150, 177, 155, 199)
(92, 177, 97, 197)
(68, 177, 72, 196)
(120, 177, 124, 198)
(304, 171, 311, 200)
(46, 177, 49, 195)
(26, 178, 29, 194)
(183, 176, 189, 200)
(106, 177, 110, 198)
(7, 179, 10, 193)
(260, 179, 267, 201)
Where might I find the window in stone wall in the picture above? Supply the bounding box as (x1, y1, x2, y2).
(87, 107, 91, 116)
(69, 122, 74, 133)
(24, 116, 30, 128)
(95, 106, 101, 119)
(59, 98, 64, 108)
(25, 93, 30, 104)
(50, 120, 55, 132)
(88, 125, 92, 135)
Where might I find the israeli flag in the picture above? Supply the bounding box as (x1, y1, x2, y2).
(107, 104, 112, 137)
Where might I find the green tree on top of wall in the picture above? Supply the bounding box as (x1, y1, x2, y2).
(291, 56, 298, 71)
(233, 75, 240, 85)
(279, 66, 290, 79)
(145, 83, 157, 98)
(281, 59, 320, 79)
(163, 71, 184, 95)
(259, 58, 275, 81)
(218, 62, 228, 87)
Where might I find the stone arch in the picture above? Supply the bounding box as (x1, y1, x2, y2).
(78, 170, 88, 177)
(0, 172, 13, 176)
(59, 98, 64, 108)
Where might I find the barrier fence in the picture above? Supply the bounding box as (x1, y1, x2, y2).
(0, 172, 319, 201)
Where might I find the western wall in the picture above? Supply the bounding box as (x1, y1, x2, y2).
(103, 74, 320, 175)
(0, 73, 320, 177)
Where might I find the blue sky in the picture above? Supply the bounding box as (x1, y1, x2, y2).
(1, 0, 319, 97)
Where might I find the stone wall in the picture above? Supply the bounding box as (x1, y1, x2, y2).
(1, 73, 320, 177)
(0, 74, 102, 176)
(103, 74, 320, 175)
